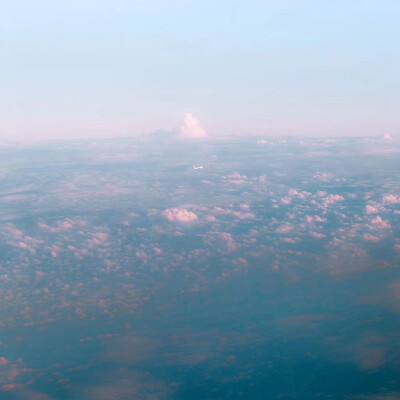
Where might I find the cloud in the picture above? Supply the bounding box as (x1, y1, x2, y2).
(85, 370, 169, 400)
(363, 233, 380, 242)
(310, 231, 326, 239)
(103, 334, 157, 365)
(219, 232, 236, 251)
(38, 219, 75, 233)
(14, 388, 54, 400)
(276, 223, 293, 234)
(370, 216, 390, 230)
(366, 205, 379, 214)
(353, 393, 400, 400)
(382, 194, 400, 205)
(322, 194, 344, 207)
(162, 208, 198, 223)
(179, 113, 208, 139)
(305, 215, 325, 224)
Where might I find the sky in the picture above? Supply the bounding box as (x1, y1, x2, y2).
(1, 0, 400, 141)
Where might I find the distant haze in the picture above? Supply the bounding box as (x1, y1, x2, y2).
(1, 1, 400, 141)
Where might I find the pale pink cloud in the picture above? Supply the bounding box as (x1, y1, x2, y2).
(230, 179, 246, 185)
(87, 232, 109, 248)
(370, 216, 391, 230)
(14, 242, 29, 249)
(219, 232, 236, 251)
(135, 251, 148, 260)
(227, 172, 246, 185)
(212, 206, 254, 220)
(162, 208, 198, 223)
(153, 247, 163, 255)
(38, 219, 76, 233)
(5, 224, 24, 238)
(284, 188, 311, 201)
(1, 384, 16, 392)
(382, 194, 400, 205)
(313, 172, 334, 181)
(366, 205, 379, 214)
(322, 194, 344, 207)
(363, 233, 380, 242)
(305, 215, 326, 224)
(1, 194, 29, 202)
(234, 257, 248, 267)
(231, 211, 255, 219)
(310, 231, 326, 239)
(228, 172, 243, 179)
(276, 223, 293, 234)
(281, 237, 296, 243)
(329, 237, 343, 246)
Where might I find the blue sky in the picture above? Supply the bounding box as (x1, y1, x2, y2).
(1, 1, 400, 140)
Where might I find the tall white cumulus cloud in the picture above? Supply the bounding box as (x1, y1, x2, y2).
(179, 113, 208, 139)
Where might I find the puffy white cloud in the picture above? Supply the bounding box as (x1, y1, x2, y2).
(162, 208, 198, 223)
(179, 113, 208, 139)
